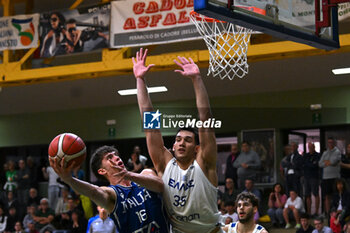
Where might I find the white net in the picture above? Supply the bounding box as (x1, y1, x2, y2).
(190, 12, 252, 80)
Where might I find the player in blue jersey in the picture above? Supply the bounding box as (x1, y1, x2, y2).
(50, 145, 169, 233)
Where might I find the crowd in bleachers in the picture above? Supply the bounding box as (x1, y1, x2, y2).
(219, 138, 350, 233)
(1, 139, 350, 233)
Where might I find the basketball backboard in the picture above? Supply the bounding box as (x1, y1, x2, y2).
(194, 0, 340, 50)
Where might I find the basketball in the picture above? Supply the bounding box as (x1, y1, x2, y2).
(48, 133, 86, 168)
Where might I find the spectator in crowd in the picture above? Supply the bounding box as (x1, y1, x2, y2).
(312, 216, 332, 233)
(55, 186, 70, 216)
(14, 221, 25, 233)
(341, 143, 350, 188)
(303, 142, 321, 217)
(42, 165, 61, 211)
(243, 179, 261, 201)
(281, 142, 303, 195)
(26, 157, 38, 189)
(243, 179, 261, 223)
(319, 137, 342, 216)
(233, 141, 261, 190)
(69, 210, 87, 233)
(225, 143, 240, 188)
(74, 192, 93, 220)
(331, 178, 350, 226)
(5, 206, 20, 233)
(296, 213, 314, 233)
(4, 160, 17, 192)
(5, 191, 19, 213)
(23, 205, 36, 233)
(17, 159, 30, 206)
(219, 178, 239, 211)
(280, 144, 293, 183)
(283, 190, 305, 229)
(222, 200, 238, 225)
(126, 146, 147, 173)
(88, 206, 116, 233)
(27, 188, 41, 208)
(0, 206, 7, 233)
(27, 220, 39, 233)
(32, 198, 55, 233)
(267, 183, 287, 227)
(56, 210, 71, 230)
(329, 208, 341, 233)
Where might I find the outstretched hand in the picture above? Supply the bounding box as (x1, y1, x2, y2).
(132, 48, 155, 79)
(49, 157, 75, 182)
(174, 56, 200, 78)
(108, 159, 129, 183)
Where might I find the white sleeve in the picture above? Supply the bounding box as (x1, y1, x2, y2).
(284, 198, 290, 208)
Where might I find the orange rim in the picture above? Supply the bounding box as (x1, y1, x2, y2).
(190, 10, 226, 23)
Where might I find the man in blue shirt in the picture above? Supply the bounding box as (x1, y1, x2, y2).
(88, 206, 116, 233)
(50, 145, 169, 233)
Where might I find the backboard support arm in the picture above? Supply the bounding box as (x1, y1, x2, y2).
(315, 0, 350, 36)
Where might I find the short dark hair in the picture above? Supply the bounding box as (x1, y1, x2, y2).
(176, 127, 199, 145)
(241, 141, 250, 146)
(314, 215, 324, 223)
(91, 146, 119, 181)
(235, 192, 259, 208)
(300, 212, 310, 219)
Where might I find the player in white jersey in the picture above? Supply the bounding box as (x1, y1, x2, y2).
(133, 48, 222, 232)
(223, 192, 268, 233)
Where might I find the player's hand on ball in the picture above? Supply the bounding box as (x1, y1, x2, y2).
(174, 56, 200, 78)
(50, 157, 75, 182)
(132, 48, 155, 79)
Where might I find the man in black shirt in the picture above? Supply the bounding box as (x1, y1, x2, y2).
(296, 213, 314, 233)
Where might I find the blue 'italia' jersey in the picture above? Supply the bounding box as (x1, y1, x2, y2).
(109, 182, 169, 233)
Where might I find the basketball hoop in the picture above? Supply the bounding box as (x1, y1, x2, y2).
(190, 11, 252, 80)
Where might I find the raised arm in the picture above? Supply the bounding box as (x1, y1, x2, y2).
(49, 158, 116, 213)
(133, 48, 173, 175)
(174, 57, 217, 185)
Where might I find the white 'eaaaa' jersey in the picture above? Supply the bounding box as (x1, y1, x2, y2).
(227, 222, 266, 233)
(162, 158, 222, 233)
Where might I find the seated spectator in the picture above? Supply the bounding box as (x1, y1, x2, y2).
(219, 178, 239, 211)
(87, 206, 116, 233)
(5, 206, 21, 233)
(23, 205, 36, 233)
(331, 178, 350, 225)
(27, 188, 41, 208)
(27, 220, 39, 233)
(243, 179, 261, 201)
(267, 183, 287, 227)
(4, 191, 19, 212)
(32, 198, 55, 233)
(283, 190, 305, 229)
(330, 208, 342, 233)
(0, 206, 7, 233)
(69, 210, 87, 233)
(296, 213, 314, 233)
(14, 221, 25, 233)
(222, 200, 238, 225)
(225, 143, 240, 189)
(312, 216, 332, 233)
